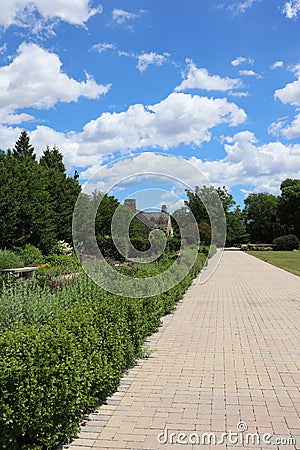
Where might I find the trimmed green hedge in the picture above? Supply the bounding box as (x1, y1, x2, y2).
(0, 252, 206, 449)
(273, 234, 300, 251)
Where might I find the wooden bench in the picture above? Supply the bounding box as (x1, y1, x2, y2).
(1, 267, 38, 279)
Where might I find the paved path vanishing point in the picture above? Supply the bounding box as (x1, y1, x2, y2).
(66, 251, 300, 450)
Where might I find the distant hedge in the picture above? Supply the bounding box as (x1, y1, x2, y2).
(273, 234, 300, 251)
(0, 252, 206, 450)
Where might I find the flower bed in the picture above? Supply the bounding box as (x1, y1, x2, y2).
(0, 252, 206, 450)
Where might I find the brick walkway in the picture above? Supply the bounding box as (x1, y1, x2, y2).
(66, 251, 300, 450)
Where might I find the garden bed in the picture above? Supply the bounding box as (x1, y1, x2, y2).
(0, 251, 207, 450)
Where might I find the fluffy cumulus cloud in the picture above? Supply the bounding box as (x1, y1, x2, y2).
(189, 131, 300, 193)
(271, 66, 300, 137)
(0, 92, 247, 170)
(0, 43, 111, 124)
(283, 0, 300, 18)
(175, 60, 242, 92)
(79, 152, 213, 195)
(137, 52, 170, 72)
(275, 70, 300, 106)
(76, 131, 300, 197)
(4, 113, 299, 196)
(79, 92, 246, 152)
(231, 56, 254, 67)
(0, 0, 101, 27)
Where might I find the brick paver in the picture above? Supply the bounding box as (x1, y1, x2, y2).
(65, 251, 300, 449)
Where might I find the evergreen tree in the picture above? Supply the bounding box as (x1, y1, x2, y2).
(0, 146, 81, 253)
(13, 130, 36, 160)
(0, 151, 56, 252)
(40, 146, 66, 174)
(43, 168, 81, 244)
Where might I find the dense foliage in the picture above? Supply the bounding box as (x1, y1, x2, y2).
(244, 193, 281, 243)
(185, 180, 300, 246)
(243, 180, 300, 244)
(0, 134, 80, 254)
(0, 252, 206, 450)
(184, 185, 248, 246)
(1, 130, 299, 450)
(279, 179, 300, 238)
(273, 234, 299, 251)
(0, 250, 25, 270)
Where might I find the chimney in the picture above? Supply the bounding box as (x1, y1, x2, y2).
(161, 204, 168, 213)
(124, 199, 136, 212)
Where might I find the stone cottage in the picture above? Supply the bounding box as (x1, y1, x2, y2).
(124, 199, 173, 236)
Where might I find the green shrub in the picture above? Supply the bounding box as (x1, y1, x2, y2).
(0, 250, 24, 270)
(44, 254, 80, 275)
(0, 252, 206, 449)
(273, 234, 300, 251)
(19, 244, 44, 266)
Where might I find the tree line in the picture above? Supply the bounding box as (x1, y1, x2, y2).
(182, 180, 300, 246)
(1, 131, 299, 254)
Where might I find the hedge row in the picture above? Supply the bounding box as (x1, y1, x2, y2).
(0, 252, 206, 450)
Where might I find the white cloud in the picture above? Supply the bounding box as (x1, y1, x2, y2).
(4, 123, 299, 197)
(0, 43, 110, 124)
(189, 131, 300, 194)
(229, 0, 260, 15)
(2, 113, 35, 125)
(239, 69, 262, 79)
(92, 42, 116, 54)
(112, 8, 138, 24)
(118, 50, 134, 58)
(275, 71, 300, 106)
(292, 63, 300, 76)
(283, 0, 300, 18)
(0, 0, 101, 27)
(0, 92, 246, 170)
(269, 114, 300, 139)
(78, 132, 300, 198)
(91, 44, 170, 73)
(137, 52, 170, 73)
(79, 93, 246, 153)
(231, 56, 254, 67)
(271, 61, 284, 69)
(175, 60, 242, 92)
(229, 91, 249, 97)
(281, 114, 300, 138)
(268, 119, 288, 137)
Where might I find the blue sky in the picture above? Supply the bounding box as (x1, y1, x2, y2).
(1, 0, 300, 209)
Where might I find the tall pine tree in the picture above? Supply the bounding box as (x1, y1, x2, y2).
(40, 146, 66, 174)
(13, 130, 36, 160)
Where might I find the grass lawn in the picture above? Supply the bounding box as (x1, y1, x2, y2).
(247, 250, 300, 277)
